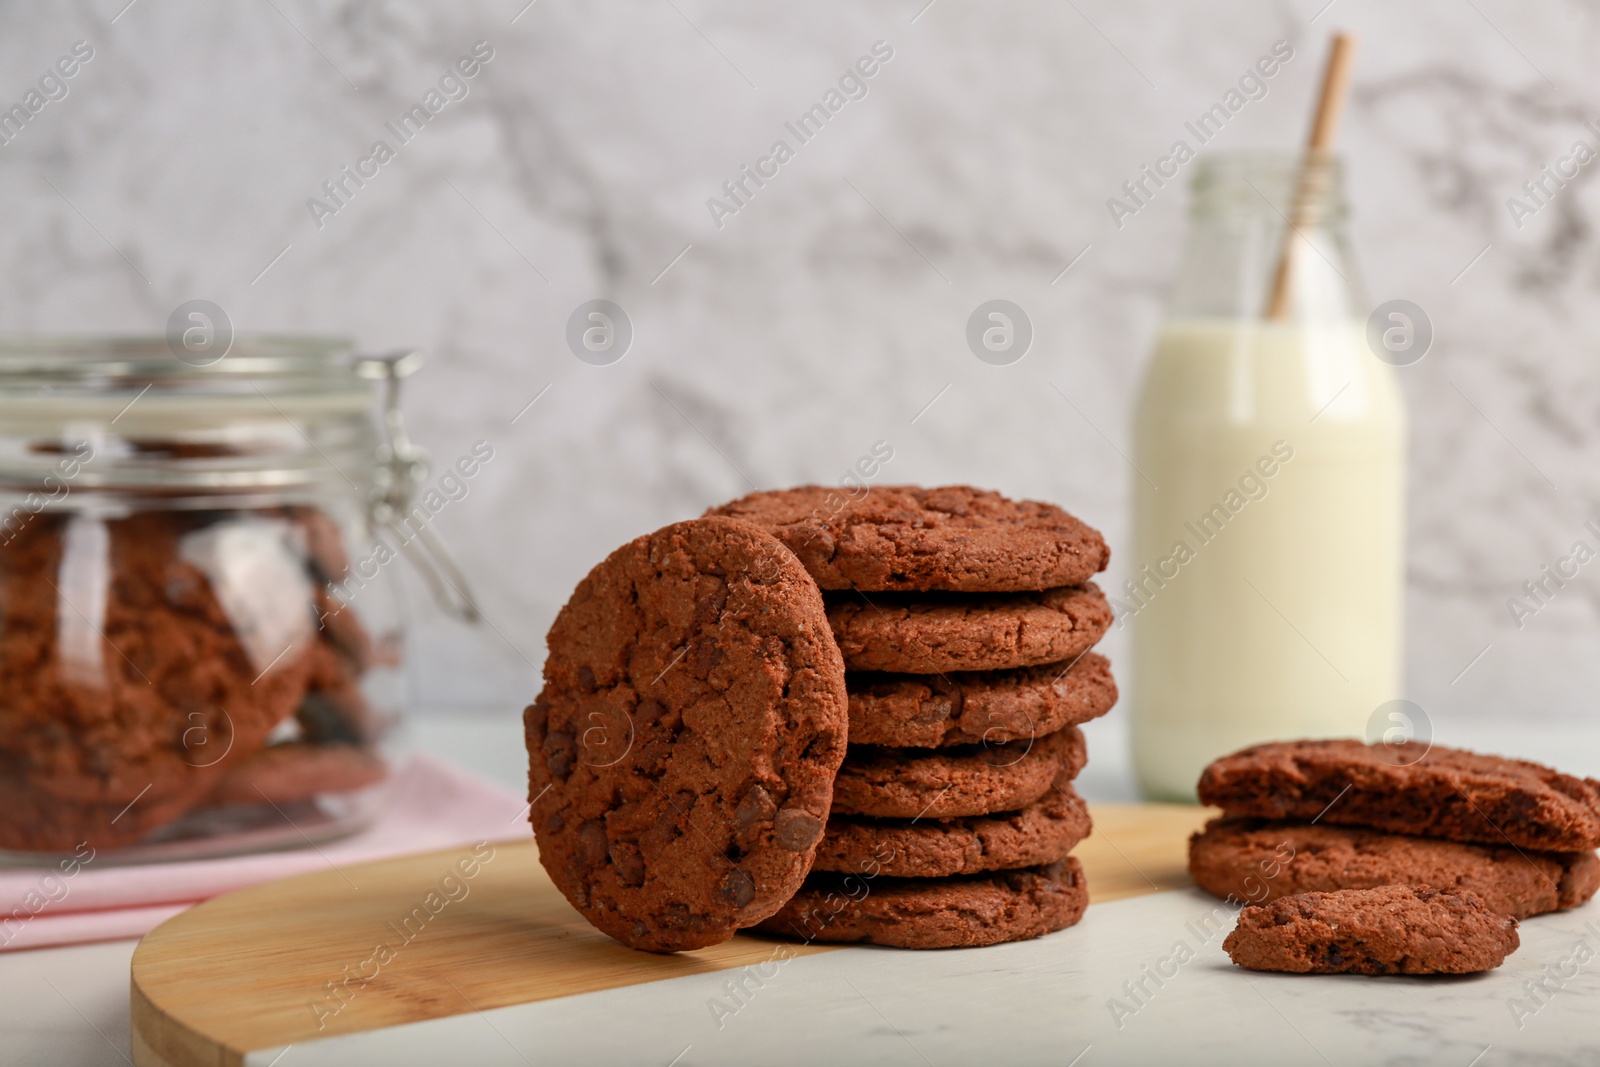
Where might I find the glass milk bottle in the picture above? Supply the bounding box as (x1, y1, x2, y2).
(1127, 151, 1406, 800)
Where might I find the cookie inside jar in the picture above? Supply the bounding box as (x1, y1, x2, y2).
(0, 337, 416, 861)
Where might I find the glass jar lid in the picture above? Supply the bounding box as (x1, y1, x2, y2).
(0, 336, 481, 621)
(0, 336, 377, 499)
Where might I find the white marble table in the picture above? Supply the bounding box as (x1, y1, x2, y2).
(250, 890, 1600, 1067)
(4, 712, 1599, 1066)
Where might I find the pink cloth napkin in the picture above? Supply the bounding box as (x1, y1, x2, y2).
(0, 755, 530, 952)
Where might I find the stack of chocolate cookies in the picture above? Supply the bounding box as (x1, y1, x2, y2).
(1191, 739, 1600, 922)
(711, 486, 1117, 948)
(524, 486, 1115, 955)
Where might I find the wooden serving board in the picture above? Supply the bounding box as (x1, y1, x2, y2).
(130, 803, 1212, 1067)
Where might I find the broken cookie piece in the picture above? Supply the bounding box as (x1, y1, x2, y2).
(1224, 884, 1519, 975)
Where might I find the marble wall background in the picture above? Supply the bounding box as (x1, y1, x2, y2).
(2, 0, 1598, 731)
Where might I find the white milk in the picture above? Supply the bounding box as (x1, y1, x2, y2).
(1126, 317, 1405, 800)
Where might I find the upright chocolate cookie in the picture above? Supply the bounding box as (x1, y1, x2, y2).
(708, 485, 1108, 592)
(827, 584, 1112, 674)
(1224, 885, 1520, 975)
(754, 858, 1088, 949)
(526, 517, 848, 953)
(1198, 740, 1600, 852)
(816, 777, 1092, 878)
(831, 726, 1085, 819)
(847, 653, 1116, 748)
(1190, 817, 1600, 920)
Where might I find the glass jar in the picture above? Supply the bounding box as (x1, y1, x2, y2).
(1127, 152, 1407, 800)
(0, 338, 453, 860)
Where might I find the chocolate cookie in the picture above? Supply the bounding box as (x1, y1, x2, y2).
(291, 637, 376, 744)
(1198, 740, 1600, 852)
(754, 858, 1088, 949)
(831, 726, 1085, 820)
(0, 510, 324, 852)
(708, 485, 1109, 592)
(296, 678, 381, 748)
(207, 743, 387, 807)
(847, 652, 1116, 748)
(816, 778, 1092, 878)
(0, 774, 208, 856)
(1190, 817, 1600, 920)
(285, 505, 351, 584)
(1224, 884, 1520, 975)
(526, 517, 848, 953)
(826, 584, 1111, 674)
(313, 590, 386, 674)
